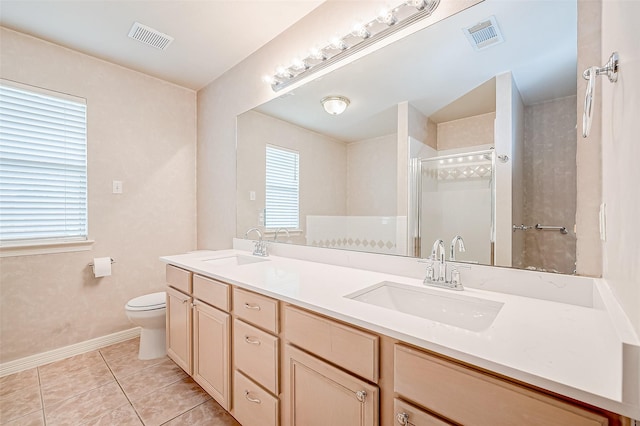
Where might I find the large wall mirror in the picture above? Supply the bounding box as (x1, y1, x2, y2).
(237, 0, 578, 275)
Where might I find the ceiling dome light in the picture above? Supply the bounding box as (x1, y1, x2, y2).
(321, 96, 350, 115)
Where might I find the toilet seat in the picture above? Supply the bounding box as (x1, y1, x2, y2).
(126, 292, 166, 312)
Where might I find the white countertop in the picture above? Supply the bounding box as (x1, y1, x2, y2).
(160, 248, 640, 419)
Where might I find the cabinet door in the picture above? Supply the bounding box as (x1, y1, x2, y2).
(285, 345, 378, 426)
(193, 301, 230, 410)
(166, 286, 192, 374)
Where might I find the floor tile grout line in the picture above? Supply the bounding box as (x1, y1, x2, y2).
(157, 399, 210, 426)
(97, 350, 146, 426)
(36, 367, 46, 426)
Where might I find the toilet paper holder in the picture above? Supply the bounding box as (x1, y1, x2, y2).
(89, 258, 115, 268)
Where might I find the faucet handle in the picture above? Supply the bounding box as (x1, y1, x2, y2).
(450, 267, 462, 287)
(425, 264, 434, 282)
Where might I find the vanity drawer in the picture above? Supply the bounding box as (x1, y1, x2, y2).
(394, 345, 608, 426)
(233, 370, 279, 426)
(166, 264, 192, 294)
(234, 319, 279, 394)
(394, 398, 452, 426)
(284, 305, 378, 382)
(233, 288, 278, 333)
(193, 274, 230, 312)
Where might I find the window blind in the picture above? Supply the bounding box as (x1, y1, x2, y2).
(265, 145, 299, 229)
(0, 81, 87, 244)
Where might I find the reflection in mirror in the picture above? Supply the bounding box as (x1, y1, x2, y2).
(237, 0, 578, 274)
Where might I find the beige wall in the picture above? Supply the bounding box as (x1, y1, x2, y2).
(601, 0, 640, 331)
(0, 28, 197, 362)
(436, 112, 495, 151)
(575, 0, 603, 276)
(347, 134, 397, 216)
(522, 96, 577, 274)
(236, 110, 347, 243)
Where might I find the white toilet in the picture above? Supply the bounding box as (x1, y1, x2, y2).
(125, 292, 167, 360)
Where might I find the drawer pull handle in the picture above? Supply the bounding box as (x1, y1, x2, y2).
(396, 412, 409, 425)
(244, 303, 261, 311)
(244, 336, 261, 345)
(181, 299, 189, 304)
(355, 390, 367, 403)
(244, 390, 261, 404)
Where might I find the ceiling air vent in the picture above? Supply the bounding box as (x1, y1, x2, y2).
(463, 16, 504, 51)
(128, 22, 174, 50)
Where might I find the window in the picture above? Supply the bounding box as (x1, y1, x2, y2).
(0, 80, 88, 247)
(265, 145, 299, 229)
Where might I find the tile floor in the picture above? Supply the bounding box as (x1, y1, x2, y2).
(0, 338, 241, 426)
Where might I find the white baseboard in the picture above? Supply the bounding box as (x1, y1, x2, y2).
(0, 327, 141, 377)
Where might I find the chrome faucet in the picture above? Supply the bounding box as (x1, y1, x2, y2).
(244, 227, 268, 257)
(273, 227, 290, 242)
(424, 238, 464, 291)
(450, 235, 466, 261)
(431, 239, 446, 282)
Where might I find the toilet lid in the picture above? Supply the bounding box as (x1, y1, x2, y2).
(126, 292, 166, 311)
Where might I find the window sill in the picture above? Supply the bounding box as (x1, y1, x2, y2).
(263, 229, 304, 236)
(0, 239, 95, 258)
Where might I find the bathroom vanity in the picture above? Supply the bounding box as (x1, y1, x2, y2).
(161, 246, 638, 425)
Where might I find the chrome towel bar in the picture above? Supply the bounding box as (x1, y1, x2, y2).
(513, 224, 568, 234)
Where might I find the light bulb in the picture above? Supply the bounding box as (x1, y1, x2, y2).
(291, 57, 308, 71)
(309, 46, 326, 60)
(351, 21, 371, 39)
(276, 66, 292, 78)
(262, 75, 275, 85)
(406, 0, 426, 10)
(377, 7, 397, 25)
(330, 36, 347, 50)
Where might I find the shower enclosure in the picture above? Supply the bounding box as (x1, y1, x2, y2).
(409, 149, 495, 264)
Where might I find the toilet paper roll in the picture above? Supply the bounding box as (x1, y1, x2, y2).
(93, 257, 112, 278)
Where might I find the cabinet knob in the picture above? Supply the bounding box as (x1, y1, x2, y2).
(355, 390, 367, 402)
(244, 336, 261, 345)
(244, 303, 261, 311)
(396, 412, 409, 425)
(244, 390, 261, 404)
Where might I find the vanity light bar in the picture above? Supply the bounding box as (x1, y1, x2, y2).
(265, 0, 440, 92)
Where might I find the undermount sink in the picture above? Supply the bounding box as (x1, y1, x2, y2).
(346, 281, 503, 332)
(201, 254, 269, 266)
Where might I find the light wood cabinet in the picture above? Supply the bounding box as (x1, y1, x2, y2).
(166, 285, 192, 374)
(193, 274, 230, 311)
(284, 305, 379, 382)
(193, 300, 230, 409)
(234, 318, 279, 395)
(284, 344, 379, 426)
(234, 370, 279, 426)
(234, 287, 279, 333)
(166, 264, 192, 294)
(165, 269, 231, 410)
(393, 398, 453, 426)
(165, 264, 629, 426)
(231, 288, 281, 423)
(394, 344, 609, 426)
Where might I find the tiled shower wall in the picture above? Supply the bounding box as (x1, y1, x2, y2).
(522, 95, 577, 274)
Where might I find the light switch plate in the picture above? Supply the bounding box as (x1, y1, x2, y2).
(599, 203, 606, 241)
(112, 180, 123, 194)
